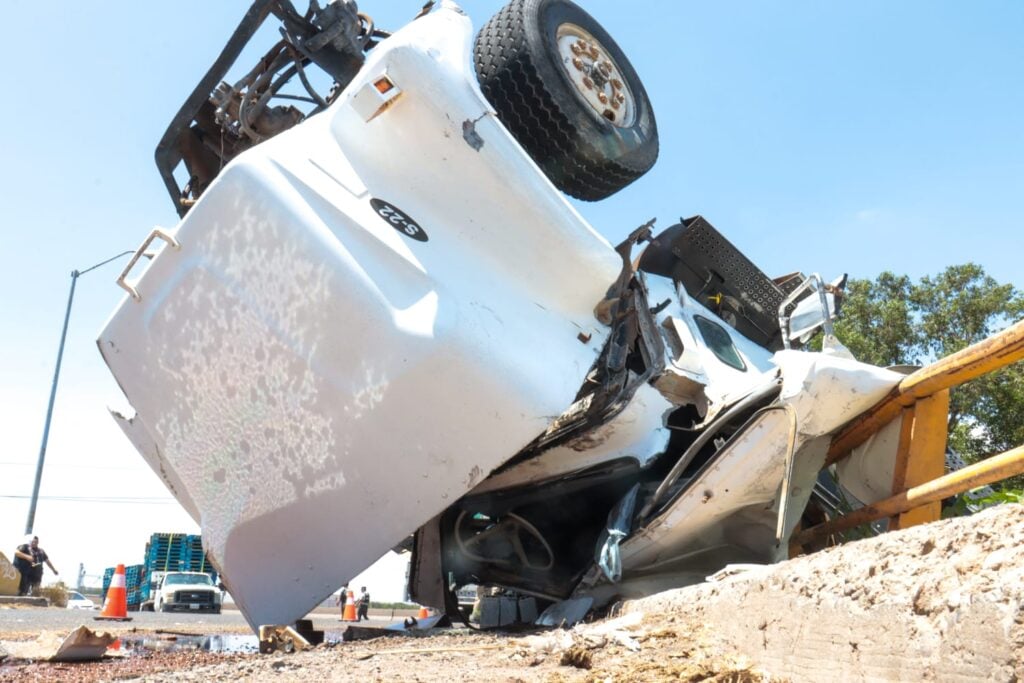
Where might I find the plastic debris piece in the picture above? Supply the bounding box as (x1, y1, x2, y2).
(535, 597, 594, 628)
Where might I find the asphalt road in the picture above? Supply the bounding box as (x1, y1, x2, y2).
(0, 606, 404, 638)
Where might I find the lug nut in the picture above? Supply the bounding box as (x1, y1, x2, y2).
(616, 92, 626, 104)
(611, 78, 623, 90)
(597, 91, 608, 104)
(572, 56, 584, 71)
(611, 99, 620, 110)
(582, 76, 594, 90)
(572, 40, 586, 55)
(599, 61, 612, 74)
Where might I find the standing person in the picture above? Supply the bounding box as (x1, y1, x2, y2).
(337, 583, 349, 619)
(12, 536, 35, 596)
(12, 536, 57, 596)
(357, 586, 370, 621)
(27, 536, 58, 596)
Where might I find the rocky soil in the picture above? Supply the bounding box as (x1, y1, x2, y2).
(1, 504, 1021, 682)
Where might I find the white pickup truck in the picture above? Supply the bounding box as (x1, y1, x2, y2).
(153, 572, 222, 614)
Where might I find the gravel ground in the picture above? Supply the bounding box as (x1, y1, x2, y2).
(0, 612, 765, 683)
(2, 505, 1022, 682)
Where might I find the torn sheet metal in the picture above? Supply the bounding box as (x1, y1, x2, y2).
(577, 352, 903, 605)
(535, 597, 594, 628)
(772, 350, 903, 438)
(470, 384, 673, 494)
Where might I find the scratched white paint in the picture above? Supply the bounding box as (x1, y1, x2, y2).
(148, 203, 339, 563)
(98, 4, 622, 629)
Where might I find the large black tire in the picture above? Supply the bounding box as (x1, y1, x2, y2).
(474, 0, 658, 201)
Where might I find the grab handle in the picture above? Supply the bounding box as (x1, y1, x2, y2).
(117, 228, 180, 301)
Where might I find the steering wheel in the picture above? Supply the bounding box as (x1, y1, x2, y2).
(455, 510, 554, 571)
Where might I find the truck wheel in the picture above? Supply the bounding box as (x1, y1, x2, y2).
(475, 0, 658, 201)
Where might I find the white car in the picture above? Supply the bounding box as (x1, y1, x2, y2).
(99, 0, 903, 630)
(66, 591, 96, 610)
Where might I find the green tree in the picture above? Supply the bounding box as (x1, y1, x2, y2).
(833, 272, 917, 367)
(834, 264, 1024, 486)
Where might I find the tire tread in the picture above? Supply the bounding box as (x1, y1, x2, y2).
(474, 0, 654, 201)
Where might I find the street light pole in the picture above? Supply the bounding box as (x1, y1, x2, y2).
(25, 250, 135, 534)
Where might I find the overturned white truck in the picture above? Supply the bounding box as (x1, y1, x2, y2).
(99, 0, 903, 630)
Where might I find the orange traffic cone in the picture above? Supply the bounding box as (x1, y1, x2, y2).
(94, 564, 133, 622)
(417, 605, 429, 619)
(342, 590, 357, 622)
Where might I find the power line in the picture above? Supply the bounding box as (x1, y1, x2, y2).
(0, 494, 177, 504)
(0, 462, 148, 471)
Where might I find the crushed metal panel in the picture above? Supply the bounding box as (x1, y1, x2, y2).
(772, 350, 904, 438)
(470, 383, 673, 494)
(621, 411, 800, 573)
(836, 416, 903, 505)
(596, 352, 902, 601)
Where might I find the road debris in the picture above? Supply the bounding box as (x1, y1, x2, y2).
(0, 626, 116, 662)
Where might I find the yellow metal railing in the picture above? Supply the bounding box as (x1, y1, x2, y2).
(797, 444, 1024, 546)
(797, 317, 1024, 545)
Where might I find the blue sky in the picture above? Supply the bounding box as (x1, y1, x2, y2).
(0, 1, 1021, 592)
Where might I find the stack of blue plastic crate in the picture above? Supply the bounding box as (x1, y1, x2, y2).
(140, 532, 187, 601)
(104, 533, 219, 606)
(183, 534, 216, 577)
(145, 532, 189, 573)
(101, 567, 113, 595)
(124, 564, 145, 607)
(100, 563, 146, 609)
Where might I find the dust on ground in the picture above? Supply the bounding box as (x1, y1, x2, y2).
(2, 504, 1022, 682)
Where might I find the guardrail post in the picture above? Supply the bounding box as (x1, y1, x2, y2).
(889, 390, 949, 530)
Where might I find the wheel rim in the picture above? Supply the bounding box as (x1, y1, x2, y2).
(556, 23, 636, 127)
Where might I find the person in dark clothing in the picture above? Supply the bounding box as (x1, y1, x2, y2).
(357, 586, 370, 621)
(12, 536, 34, 596)
(12, 536, 57, 596)
(337, 583, 349, 618)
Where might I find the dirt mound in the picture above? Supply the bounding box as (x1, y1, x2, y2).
(622, 503, 1024, 681)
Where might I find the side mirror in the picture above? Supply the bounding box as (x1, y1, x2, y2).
(779, 274, 847, 348)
